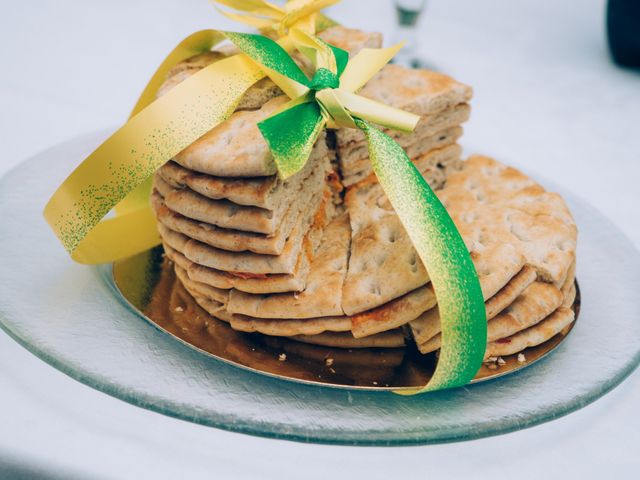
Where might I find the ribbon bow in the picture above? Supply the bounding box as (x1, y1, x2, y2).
(213, 0, 339, 36)
(223, 31, 487, 393)
(224, 29, 419, 177)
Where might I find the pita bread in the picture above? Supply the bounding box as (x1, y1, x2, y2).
(440, 156, 578, 286)
(183, 220, 315, 275)
(340, 126, 463, 186)
(561, 260, 577, 308)
(342, 181, 429, 315)
(173, 264, 228, 304)
(173, 96, 290, 177)
(167, 240, 314, 294)
(485, 281, 564, 342)
(162, 243, 191, 271)
(151, 186, 326, 255)
(350, 284, 437, 338)
(485, 265, 537, 319)
(187, 255, 309, 294)
(188, 284, 435, 339)
(336, 63, 472, 147)
(338, 103, 470, 159)
(161, 192, 336, 294)
(291, 330, 405, 349)
(227, 214, 351, 318)
(485, 307, 575, 357)
(157, 138, 328, 210)
(156, 192, 325, 275)
(410, 256, 532, 348)
(188, 291, 352, 337)
(154, 151, 325, 235)
(419, 281, 569, 354)
(343, 175, 521, 315)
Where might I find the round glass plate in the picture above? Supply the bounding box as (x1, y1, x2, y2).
(111, 246, 579, 391)
(1, 131, 639, 445)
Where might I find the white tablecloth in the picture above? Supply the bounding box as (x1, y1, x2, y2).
(1, 0, 639, 478)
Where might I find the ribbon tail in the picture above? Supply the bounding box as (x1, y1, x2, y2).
(334, 89, 419, 133)
(354, 119, 487, 394)
(339, 43, 404, 93)
(258, 102, 325, 179)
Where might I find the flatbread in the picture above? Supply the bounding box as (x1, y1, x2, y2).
(151, 185, 326, 255)
(340, 126, 463, 186)
(416, 282, 564, 354)
(187, 284, 435, 339)
(155, 177, 277, 235)
(410, 257, 533, 348)
(350, 284, 436, 338)
(291, 330, 405, 349)
(343, 171, 521, 315)
(338, 103, 470, 161)
(336, 63, 472, 147)
(226, 214, 351, 318)
(173, 264, 228, 304)
(173, 96, 290, 177)
(485, 265, 537, 319)
(154, 150, 325, 235)
(342, 180, 429, 315)
(156, 192, 324, 275)
(485, 307, 575, 357)
(486, 282, 564, 342)
(440, 155, 578, 286)
(157, 136, 328, 209)
(561, 260, 577, 308)
(161, 192, 335, 294)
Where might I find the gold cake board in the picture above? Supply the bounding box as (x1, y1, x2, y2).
(113, 246, 579, 391)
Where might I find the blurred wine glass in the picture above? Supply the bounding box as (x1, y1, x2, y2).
(392, 0, 430, 69)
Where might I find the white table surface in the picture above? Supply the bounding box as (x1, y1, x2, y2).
(1, 0, 639, 478)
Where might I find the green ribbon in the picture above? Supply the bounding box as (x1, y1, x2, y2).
(224, 31, 487, 393)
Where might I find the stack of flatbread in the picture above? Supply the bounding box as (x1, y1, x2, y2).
(149, 27, 579, 360)
(336, 64, 472, 187)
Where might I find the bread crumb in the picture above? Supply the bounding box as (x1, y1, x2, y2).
(174, 306, 184, 313)
(517, 353, 526, 363)
(497, 357, 506, 366)
(325, 358, 334, 366)
(278, 353, 287, 362)
(487, 363, 498, 370)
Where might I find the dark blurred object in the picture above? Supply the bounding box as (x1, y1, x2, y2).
(392, 0, 430, 69)
(607, 0, 640, 67)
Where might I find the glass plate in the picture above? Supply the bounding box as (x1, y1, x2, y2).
(1, 131, 639, 445)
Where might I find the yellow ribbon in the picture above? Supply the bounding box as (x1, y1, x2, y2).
(212, 0, 340, 36)
(44, 1, 338, 264)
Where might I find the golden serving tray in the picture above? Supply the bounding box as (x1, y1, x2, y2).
(113, 247, 579, 391)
